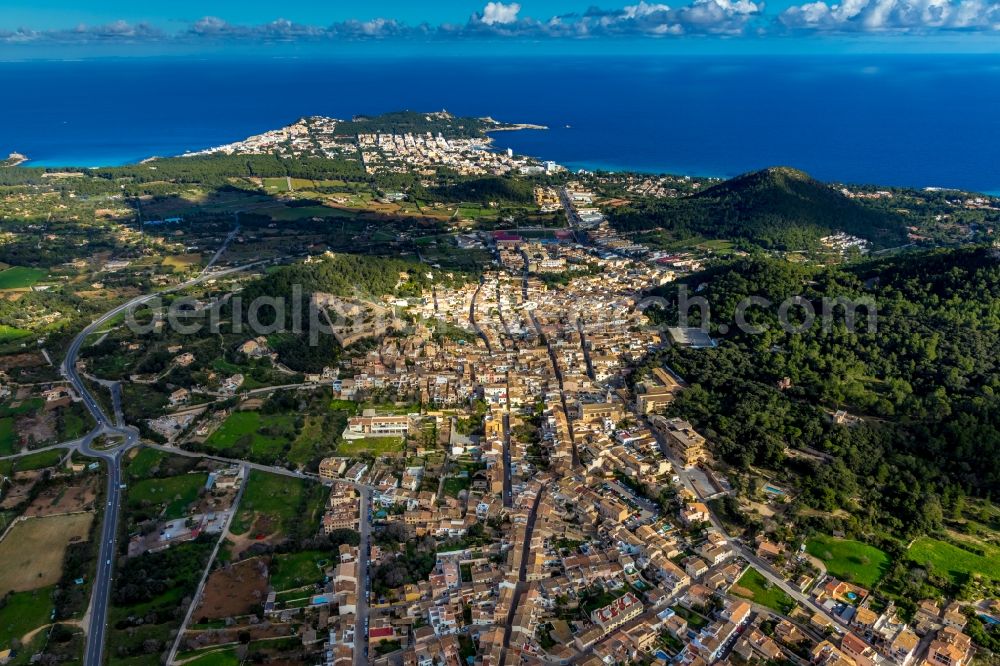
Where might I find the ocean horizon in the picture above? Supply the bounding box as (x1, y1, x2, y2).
(4, 55, 1000, 194)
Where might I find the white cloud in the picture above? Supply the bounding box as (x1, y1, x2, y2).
(780, 0, 1000, 30)
(479, 2, 522, 25)
(0, 20, 163, 43)
(5, 0, 1000, 47)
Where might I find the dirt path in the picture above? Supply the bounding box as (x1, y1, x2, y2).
(22, 619, 82, 644)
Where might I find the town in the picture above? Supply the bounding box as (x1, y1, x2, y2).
(0, 111, 998, 666)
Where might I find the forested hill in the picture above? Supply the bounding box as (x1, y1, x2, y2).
(243, 252, 472, 304)
(234, 253, 473, 372)
(641, 246, 1000, 539)
(610, 166, 908, 250)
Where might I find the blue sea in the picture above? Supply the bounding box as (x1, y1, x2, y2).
(2, 55, 999, 193)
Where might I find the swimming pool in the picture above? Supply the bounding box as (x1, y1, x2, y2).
(764, 485, 785, 495)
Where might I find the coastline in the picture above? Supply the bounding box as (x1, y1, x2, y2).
(15, 150, 1000, 198)
(2, 152, 28, 167)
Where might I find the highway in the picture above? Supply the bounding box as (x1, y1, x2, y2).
(79, 443, 125, 666)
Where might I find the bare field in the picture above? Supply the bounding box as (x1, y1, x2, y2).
(193, 557, 269, 621)
(24, 476, 100, 517)
(0, 512, 94, 593)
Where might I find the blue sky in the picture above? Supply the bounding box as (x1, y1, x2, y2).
(0, 0, 997, 56)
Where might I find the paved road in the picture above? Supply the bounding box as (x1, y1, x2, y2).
(469, 277, 492, 353)
(354, 487, 373, 666)
(499, 486, 544, 664)
(142, 443, 379, 496)
(501, 412, 513, 508)
(79, 441, 127, 666)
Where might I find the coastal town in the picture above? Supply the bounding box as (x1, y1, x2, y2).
(186, 112, 554, 176)
(68, 185, 988, 666)
(0, 109, 998, 666)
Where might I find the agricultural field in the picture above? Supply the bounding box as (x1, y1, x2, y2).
(127, 472, 208, 520)
(806, 535, 891, 588)
(192, 557, 269, 621)
(0, 398, 43, 418)
(162, 253, 203, 273)
(337, 436, 404, 456)
(287, 413, 333, 467)
(0, 512, 94, 593)
(731, 567, 795, 614)
(908, 535, 1000, 585)
(0, 266, 47, 290)
(202, 410, 298, 462)
(269, 550, 330, 592)
(442, 476, 471, 498)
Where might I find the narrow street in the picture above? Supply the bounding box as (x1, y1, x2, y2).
(354, 487, 373, 666)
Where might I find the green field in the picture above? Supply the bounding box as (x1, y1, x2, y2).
(14, 448, 64, 472)
(287, 410, 345, 467)
(230, 470, 309, 537)
(908, 535, 1000, 585)
(269, 550, 330, 591)
(0, 266, 47, 290)
(268, 205, 353, 222)
(0, 417, 16, 456)
(0, 325, 31, 343)
(732, 568, 796, 614)
(0, 586, 55, 647)
(337, 436, 404, 456)
(806, 535, 890, 588)
(442, 477, 471, 498)
(126, 448, 170, 480)
(204, 411, 297, 460)
(128, 473, 208, 519)
(57, 403, 92, 441)
(0, 398, 43, 418)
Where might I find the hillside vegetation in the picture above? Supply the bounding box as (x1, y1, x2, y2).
(610, 167, 908, 250)
(642, 246, 1000, 536)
